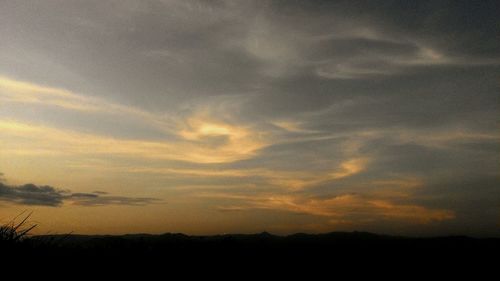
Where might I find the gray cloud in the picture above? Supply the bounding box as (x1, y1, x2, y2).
(1, 0, 498, 117)
(0, 183, 65, 207)
(0, 181, 159, 207)
(68, 192, 160, 207)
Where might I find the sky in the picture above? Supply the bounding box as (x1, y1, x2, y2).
(0, 0, 499, 236)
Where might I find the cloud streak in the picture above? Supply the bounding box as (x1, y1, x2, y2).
(207, 191, 454, 226)
(0, 115, 267, 164)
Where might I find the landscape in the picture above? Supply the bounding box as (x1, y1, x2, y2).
(2, 215, 500, 266)
(1, 0, 499, 265)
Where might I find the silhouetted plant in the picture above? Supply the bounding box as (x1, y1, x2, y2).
(0, 211, 37, 245)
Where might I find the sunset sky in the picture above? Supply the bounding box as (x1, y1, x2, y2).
(1, 0, 499, 236)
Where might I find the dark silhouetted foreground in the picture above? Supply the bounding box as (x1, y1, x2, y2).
(3, 230, 499, 269)
(1, 215, 498, 271)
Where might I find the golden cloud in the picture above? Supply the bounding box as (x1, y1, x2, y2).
(205, 189, 454, 225)
(0, 118, 267, 164)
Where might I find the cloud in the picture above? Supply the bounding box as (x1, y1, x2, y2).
(0, 183, 65, 206)
(0, 75, 178, 135)
(68, 192, 159, 207)
(0, 116, 267, 164)
(0, 179, 159, 207)
(207, 191, 454, 225)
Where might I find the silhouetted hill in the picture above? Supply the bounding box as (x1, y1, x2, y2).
(30, 231, 500, 247)
(4, 231, 499, 271)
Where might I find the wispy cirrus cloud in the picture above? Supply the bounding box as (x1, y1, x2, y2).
(0, 115, 267, 164)
(0, 75, 177, 134)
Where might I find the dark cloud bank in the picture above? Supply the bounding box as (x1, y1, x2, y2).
(0, 180, 159, 207)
